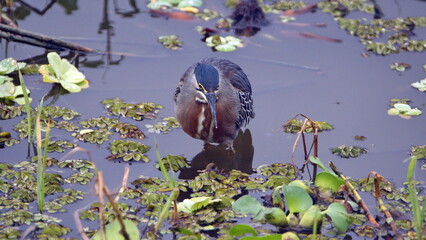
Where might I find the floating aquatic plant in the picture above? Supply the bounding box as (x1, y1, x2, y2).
(331, 145, 367, 158)
(205, 35, 243, 52)
(282, 119, 333, 134)
(107, 140, 150, 162)
(155, 154, 188, 172)
(72, 129, 112, 144)
(147, 0, 202, 9)
(102, 98, 163, 121)
(0, 58, 31, 105)
(39, 52, 89, 93)
(158, 35, 183, 50)
(411, 78, 426, 92)
(145, 117, 180, 134)
(388, 103, 422, 117)
(390, 62, 411, 72)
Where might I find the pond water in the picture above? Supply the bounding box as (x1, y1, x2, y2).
(1, 0, 425, 238)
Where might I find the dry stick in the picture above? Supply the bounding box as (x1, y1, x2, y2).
(114, 163, 130, 203)
(97, 172, 106, 240)
(0, 23, 94, 52)
(369, 172, 400, 238)
(329, 162, 380, 228)
(103, 185, 130, 240)
(60, 147, 93, 240)
(74, 207, 91, 240)
(289, 118, 309, 175)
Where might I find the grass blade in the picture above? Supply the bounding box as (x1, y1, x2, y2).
(17, 68, 32, 144)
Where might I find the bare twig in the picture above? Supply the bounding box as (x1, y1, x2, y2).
(97, 172, 106, 240)
(115, 163, 130, 203)
(73, 207, 91, 240)
(330, 162, 380, 228)
(103, 186, 130, 240)
(368, 172, 400, 238)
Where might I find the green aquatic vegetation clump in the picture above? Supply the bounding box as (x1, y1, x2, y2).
(0, 58, 31, 105)
(155, 154, 189, 172)
(111, 122, 145, 140)
(147, 0, 203, 9)
(107, 140, 150, 162)
(158, 35, 183, 50)
(40, 106, 80, 120)
(195, 8, 220, 21)
(411, 78, 426, 92)
(79, 116, 119, 128)
(0, 131, 20, 148)
(411, 145, 426, 160)
(318, 0, 426, 55)
(205, 35, 243, 52)
(283, 119, 333, 133)
(45, 140, 77, 153)
(388, 103, 422, 117)
(0, 104, 26, 120)
(390, 62, 411, 72)
(102, 98, 163, 121)
(72, 128, 113, 144)
(331, 145, 367, 158)
(146, 116, 180, 134)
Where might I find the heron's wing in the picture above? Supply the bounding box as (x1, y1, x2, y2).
(204, 58, 254, 127)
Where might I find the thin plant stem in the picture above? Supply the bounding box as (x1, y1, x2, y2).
(407, 156, 425, 240)
(17, 69, 32, 145)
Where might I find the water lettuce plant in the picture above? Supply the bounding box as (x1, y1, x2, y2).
(158, 35, 183, 50)
(411, 78, 426, 92)
(388, 103, 422, 117)
(147, 0, 203, 9)
(0, 58, 31, 105)
(39, 52, 89, 93)
(205, 35, 243, 52)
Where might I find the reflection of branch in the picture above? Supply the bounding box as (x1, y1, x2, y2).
(16, 0, 57, 15)
(0, 23, 94, 52)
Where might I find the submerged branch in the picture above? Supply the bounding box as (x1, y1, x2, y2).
(0, 23, 94, 52)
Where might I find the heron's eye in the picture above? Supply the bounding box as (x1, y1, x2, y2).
(197, 83, 206, 92)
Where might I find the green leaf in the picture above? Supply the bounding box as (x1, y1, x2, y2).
(178, 0, 203, 8)
(282, 184, 313, 213)
(91, 219, 140, 240)
(309, 156, 336, 176)
(232, 195, 263, 215)
(47, 52, 70, 78)
(324, 202, 352, 232)
(299, 205, 322, 229)
(229, 224, 257, 237)
(394, 103, 411, 112)
(315, 172, 345, 192)
(0, 81, 15, 97)
(60, 81, 82, 93)
(177, 196, 221, 214)
(0, 58, 26, 74)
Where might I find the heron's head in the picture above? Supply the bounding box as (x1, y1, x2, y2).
(194, 63, 219, 128)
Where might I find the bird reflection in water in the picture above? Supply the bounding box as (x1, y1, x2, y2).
(231, 0, 270, 37)
(179, 129, 254, 180)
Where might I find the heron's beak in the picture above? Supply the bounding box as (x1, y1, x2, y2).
(205, 92, 218, 128)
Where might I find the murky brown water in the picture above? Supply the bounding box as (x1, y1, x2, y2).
(1, 0, 425, 237)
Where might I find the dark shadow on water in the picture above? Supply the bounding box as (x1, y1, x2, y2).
(179, 129, 254, 179)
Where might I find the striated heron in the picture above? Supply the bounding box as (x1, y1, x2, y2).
(174, 57, 254, 150)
